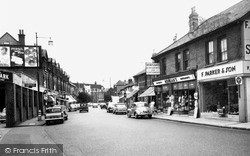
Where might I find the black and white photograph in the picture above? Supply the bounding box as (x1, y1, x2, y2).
(1, 0, 250, 156)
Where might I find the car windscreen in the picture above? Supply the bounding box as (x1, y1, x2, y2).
(46, 108, 61, 113)
(116, 104, 126, 108)
(136, 103, 148, 107)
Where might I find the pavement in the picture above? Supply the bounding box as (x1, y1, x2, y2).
(153, 112, 250, 130)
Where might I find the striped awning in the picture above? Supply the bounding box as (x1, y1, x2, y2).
(138, 87, 155, 97)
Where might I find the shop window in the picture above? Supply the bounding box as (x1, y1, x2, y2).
(206, 41, 214, 65)
(183, 50, 189, 70)
(218, 37, 228, 62)
(175, 53, 181, 72)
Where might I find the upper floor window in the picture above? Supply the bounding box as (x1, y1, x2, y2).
(175, 53, 181, 72)
(162, 58, 166, 75)
(206, 41, 214, 65)
(218, 38, 228, 62)
(183, 50, 189, 70)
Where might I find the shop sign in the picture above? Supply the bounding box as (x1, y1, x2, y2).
(244, 20, 250, 60)
(153, 74, 195, 86)
(153, 80, 166, 86)
(145, 62, 160, 75)
(197, 61, 243, 81)
(0, 71, 13, 82)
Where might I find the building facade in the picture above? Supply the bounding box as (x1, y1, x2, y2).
(0, 30, 71, 126)
(152, 0, 250, 122)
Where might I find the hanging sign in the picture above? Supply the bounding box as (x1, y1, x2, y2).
(235, 76, 242, 85)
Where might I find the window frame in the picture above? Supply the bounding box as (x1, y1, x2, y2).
(183, 49, 190, 70)
(218, 37, 228, 62)
(206, 40, 214, 65)
(175, 52, 181, 72)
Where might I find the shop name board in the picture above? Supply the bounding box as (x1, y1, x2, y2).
(0, 71, 13, 82)
(197, 61, 244, 81)
(244, 20, 250, 60)
(145, 62, 160, 75)
(153, 74, 195, 86)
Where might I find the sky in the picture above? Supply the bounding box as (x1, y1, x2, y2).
(0, 0, 243, 88)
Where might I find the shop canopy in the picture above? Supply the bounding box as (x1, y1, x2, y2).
(126, 89, 139, 98)
(139, 87, 155, 97)
(66, 95, 77, 102)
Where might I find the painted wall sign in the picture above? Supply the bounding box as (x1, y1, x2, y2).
(244, 20, 250, 60)
(197, 61, 244, 81)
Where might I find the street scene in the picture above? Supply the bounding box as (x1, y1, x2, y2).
(1, 0, 250, 156)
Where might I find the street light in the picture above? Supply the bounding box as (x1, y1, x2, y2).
(35, 32, 53, 117)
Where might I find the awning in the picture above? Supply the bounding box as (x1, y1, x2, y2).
(138, 87, 155, 97)
(127, 89, 139, 98)
(66, 95, 77, 102)
(48, 95, 56, 102)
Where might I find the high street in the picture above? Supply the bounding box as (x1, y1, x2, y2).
(43, 107, 250, 156)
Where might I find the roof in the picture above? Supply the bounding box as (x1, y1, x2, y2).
(133, 69, 146, 77)
(115, 80, 127, 86)
(152, 0, 250, 58)
(0, 32, 19, 45)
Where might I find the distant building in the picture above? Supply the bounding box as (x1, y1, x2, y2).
(74, 82, 105, 103)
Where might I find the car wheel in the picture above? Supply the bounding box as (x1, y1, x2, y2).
(148, 115, 152, 119)
(46, 121, 50, 125)
(127, 113, 131, 118)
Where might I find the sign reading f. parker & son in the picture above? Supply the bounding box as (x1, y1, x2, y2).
(197, 61, 245, 81)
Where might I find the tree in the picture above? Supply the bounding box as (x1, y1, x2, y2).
(77, 92, 92, 103)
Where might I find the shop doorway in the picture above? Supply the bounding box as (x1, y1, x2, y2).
(203, 79, 238, 115)
(0, 83, 6, 124)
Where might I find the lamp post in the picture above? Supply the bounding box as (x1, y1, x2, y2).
(35, 32, 53, 117)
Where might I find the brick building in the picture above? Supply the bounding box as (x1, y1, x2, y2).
(151, 0, 250, 122)
(0, 30, 71, 127)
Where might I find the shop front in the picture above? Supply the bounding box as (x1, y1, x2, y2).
(153, 70, 197, 115)
(197, 61, 250, 122)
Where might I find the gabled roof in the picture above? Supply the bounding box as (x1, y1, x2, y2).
(133, 69, 146, 77)
(152, 0, 250, 58)
(115, 80, 127, 86)
(0, 32, 19, 45)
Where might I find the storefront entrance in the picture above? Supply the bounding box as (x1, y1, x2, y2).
(201, 79, 239, 115)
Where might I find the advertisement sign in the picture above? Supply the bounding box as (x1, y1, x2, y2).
(0, 46, 10, 67)
(10, 47, 24, 66)
(153, 74, 195, 86)
(24, 47, 38, 67)
(244, 20, 250, 60)
(0, 46, 39, 67)
(146, 62, 160, 75)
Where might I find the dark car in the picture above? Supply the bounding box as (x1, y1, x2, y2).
(79, 103, 89, 113)
(100, 102, 107, 109)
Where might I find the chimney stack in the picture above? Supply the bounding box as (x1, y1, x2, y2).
(18, 29, 25, 45)
(189, 7, 198, 32)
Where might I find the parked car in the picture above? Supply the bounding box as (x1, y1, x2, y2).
(100, 102, 107, 109)
(45, 106, 67, 124)
(0, 108, 6, 123)
(92, 103, 98, 108)
(113, 103, 127, 114)
(127, 102, 152, 119)
(107, 102, 115, 113)
(79, 103, 89, 113)
(68, 103, 77, 112)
